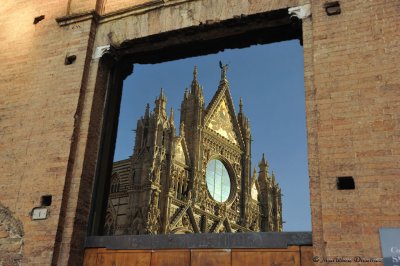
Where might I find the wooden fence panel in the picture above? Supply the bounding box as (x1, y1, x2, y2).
(114, 252, 151, 266)
(300, 246, 314, 266)
(151, 250, 190, 266)
(191, 249, 231, 266)
(232, 247, 301, 266)
(95, 249, 151, 266)
(83, 246, 313, 265)
(83, 248, 99, 266)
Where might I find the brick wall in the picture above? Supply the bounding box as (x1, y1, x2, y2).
(309, 0, 400, 260)
(0, 1, 96, 264)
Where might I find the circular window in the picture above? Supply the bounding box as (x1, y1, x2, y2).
(205, 159, 231, 202)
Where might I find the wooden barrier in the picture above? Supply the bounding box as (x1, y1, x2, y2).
(84, 233, 313, 265)
(84, 246, 313, 265)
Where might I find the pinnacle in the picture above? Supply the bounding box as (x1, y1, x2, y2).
(258, 153, 269, 170)
(271, 171, 276, 184)
(179, 121, 185, 135)
(190, 66, 203, 101)
(144, 103, 150, 118)
(159, 88, 166, 100)
(169, 108, 175, 125)
(191, 66, 199, 88)
(193, 65, 198, 81)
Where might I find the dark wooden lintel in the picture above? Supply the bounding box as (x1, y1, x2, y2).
(85, 232, 312, 250)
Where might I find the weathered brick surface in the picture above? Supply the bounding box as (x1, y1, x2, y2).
(0, 1, 96, 264)
(308, 0, 400, 262)
(1, 0, 399, 265)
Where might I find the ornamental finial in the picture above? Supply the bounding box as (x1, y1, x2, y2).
(193, 65, 198, 81)
(169, 108, 174, 126)
(219, 61, 228, 80)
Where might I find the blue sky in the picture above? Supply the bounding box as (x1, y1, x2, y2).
(114, 40, 311, 231)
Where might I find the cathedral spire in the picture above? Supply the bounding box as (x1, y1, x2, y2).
(253, 167, 257, 179)
(154, 88, 167, 118)
(159, 87, 166, 100)
(237, 97, 251, 138)
(192, 65, 198, 84)
(184, 88, 189, 99)
(259, 153, 269, 173)
(179, 121, 185, 136)
(169, 108, 175, 127)
(144, 103, 150, 119)
(239, 97, 243, 114)
(271, 171, 276, 185)
(190, 66, 204, 102)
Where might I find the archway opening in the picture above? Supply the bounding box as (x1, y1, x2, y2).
(88, 8, 311, 238)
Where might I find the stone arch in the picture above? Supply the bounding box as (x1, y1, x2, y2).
(110, 172, 120, 193)
(0, 203, 24, 266)
(171, 227, 193, 234)
(103, 211, 115, 236)
(103, 197, 118, 236)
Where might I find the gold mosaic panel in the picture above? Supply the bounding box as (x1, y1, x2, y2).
(206, 100, 238, 144)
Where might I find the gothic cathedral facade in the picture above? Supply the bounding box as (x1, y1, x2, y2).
(105, 66, 282, 235)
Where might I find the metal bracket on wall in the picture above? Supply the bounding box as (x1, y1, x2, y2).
(288, 4, 312, 20)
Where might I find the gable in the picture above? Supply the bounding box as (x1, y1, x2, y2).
(251, 181, 259, 201)
(206, 99, 238, 145)
(174, 140, 186, 162)
(173, 136, 190, 165)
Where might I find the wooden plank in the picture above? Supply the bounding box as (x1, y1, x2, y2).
(114, 252, 151, 266)
(97, 251, 116, 266)
(191, 249, 231, 266)
(263, 251, 300, 266)
(232, 250, 300, 266)
(151, 249, 190, 266)
(232, 251, 263, 265)
(300, 246, 314, 266)
(83, 248, 99, 266)
(96, 250, 151, 266)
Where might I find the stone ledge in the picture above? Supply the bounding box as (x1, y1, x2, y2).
(85, 232, 312, 250)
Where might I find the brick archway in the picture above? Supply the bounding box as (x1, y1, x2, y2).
(54, 2, 313, 264)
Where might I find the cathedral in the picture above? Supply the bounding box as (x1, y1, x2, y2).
(104, 65, 282, 235)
